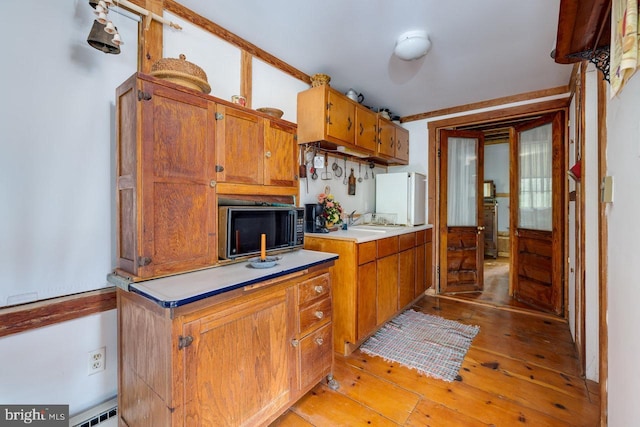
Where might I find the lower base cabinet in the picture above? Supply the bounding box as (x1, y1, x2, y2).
(117, 266, 334, 427)
(305, 228, 432, 356)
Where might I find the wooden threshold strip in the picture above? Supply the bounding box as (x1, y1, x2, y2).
(0, 288, 116, 339)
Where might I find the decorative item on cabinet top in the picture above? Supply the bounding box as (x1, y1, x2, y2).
(310, 73, 331, 87)
(256, 107, 284, 119)
(150, 54, 211, 94)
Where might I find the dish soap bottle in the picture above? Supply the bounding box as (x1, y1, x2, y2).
(348, 168, 356, 195)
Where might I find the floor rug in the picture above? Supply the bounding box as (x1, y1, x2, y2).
(360, 309, 480, 382)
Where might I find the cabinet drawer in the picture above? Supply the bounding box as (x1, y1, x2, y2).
(299, 297, 331, 334)
(399, 232, 416, 251)
(298, 273, 330, 306)
(358, 241, 377, 265)
(416, 229, 426, 245)
(298, 322, 332, 390)
(377, 236, 399, 258)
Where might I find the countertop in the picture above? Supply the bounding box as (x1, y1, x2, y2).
(305, 224, 433, 243)
(108, 249, 338, 308)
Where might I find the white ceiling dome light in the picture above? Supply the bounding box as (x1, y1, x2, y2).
(394, 30, 431, 61)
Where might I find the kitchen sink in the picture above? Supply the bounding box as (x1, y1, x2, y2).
(350, 225, 406, 232)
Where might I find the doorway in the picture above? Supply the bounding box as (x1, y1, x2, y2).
(428, 103, 569, 317)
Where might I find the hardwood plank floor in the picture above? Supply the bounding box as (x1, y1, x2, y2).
(271, 295, 599, 426)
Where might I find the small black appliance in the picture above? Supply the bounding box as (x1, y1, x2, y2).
(305, 204, 328, 233)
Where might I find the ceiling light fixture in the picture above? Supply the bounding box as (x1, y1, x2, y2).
(394, 30, 431, 61)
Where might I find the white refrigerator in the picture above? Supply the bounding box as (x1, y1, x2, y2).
(375, 172, 426, 225)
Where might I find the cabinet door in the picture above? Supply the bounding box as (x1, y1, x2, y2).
(355, 105, 377, 153)
(182, 289, 292, 426)
(377, 119, 395, 158)
(297, 322, 332, 391)
(326, 90, 355, 143)
(216, 104, 264, 185)
(264, 120, 298, 187)
(376, 254, 398, 325)
(398, 248, 415, 309)
(415, 242, 426, 297)
(357, 261, 377, 340)
(395, 126, 410, 164)
(138, 80, 217, 278)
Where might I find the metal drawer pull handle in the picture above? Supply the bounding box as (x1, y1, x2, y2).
(315, 337, 324, 345)
(314, 311, 324, 319)
(314, 285, 324, 294)
(291, 339, 299, 348)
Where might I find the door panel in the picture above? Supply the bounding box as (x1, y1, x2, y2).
(511, 112, 564, 315)
(439, 130, 485, 294)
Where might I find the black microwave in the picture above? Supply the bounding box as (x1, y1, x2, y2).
(218, 206, 305, 259)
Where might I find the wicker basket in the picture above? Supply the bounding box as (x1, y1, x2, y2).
(310, 73, 331, 87)
(150, 54, 211, 94)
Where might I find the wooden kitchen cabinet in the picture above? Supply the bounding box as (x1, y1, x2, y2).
(305, 230, 431, 355)
(377, 118, 396, 159)
(216, 104, 298, 191)
(355, 104, 378, 153)
(115, 73, 300, 280)
(398, 233, 416, 309)
(297, 85, 409, 164)
(117, 267, 334, 427)
(377, 117, 409, 164)
(376, 236, 399, 325)
(264, 119, 299, 187)
(215, 103, 264, 185)
(395, 125, 410, 163)
(297, 85, 355, 146)
(115, 73, 218, 279)
(415, 228, 433, 296)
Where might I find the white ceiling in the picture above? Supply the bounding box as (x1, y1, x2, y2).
(178, 0, 572, 118)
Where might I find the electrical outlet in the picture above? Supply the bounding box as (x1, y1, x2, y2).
(88, 347, 106, 375)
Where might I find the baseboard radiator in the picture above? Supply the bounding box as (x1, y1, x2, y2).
(69, 397, 118, 427)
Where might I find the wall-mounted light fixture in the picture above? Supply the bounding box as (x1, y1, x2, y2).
(394, 30, 431, 61)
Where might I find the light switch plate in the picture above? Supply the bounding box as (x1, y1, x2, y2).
(314, 155, 325, 169)
(601, 176, 613, 203)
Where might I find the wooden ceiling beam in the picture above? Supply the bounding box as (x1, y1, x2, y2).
(554, 0, 611, 64)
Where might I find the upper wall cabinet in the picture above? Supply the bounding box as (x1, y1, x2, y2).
(215, 105, 298, 193)
(297, 86, 409, 165)
(115, 73, 299, 280)
(116, 74, 218, 279)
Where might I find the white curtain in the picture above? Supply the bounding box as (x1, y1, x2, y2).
(447, 137, 477, 226)
(518, 123, 552, 230)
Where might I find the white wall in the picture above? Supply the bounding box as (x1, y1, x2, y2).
(0, 1, 311, 418)
(583, 69, 599, 380)
(606, 70, 640, 425)
(0, 0, 136, 415)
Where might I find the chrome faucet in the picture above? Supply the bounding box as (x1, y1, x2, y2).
(348, 210, 358, 226)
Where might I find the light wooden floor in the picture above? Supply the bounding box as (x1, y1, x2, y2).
(271, 295, 599, 426)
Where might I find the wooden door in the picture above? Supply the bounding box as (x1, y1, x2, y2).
(511, 112, 564, 315)
(216, 104, 264, 185)
(439, 129, 485, 293)
(264, 119, 297, 187)
(183, 288, 292, 426)
(138, 80, 217, 278)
